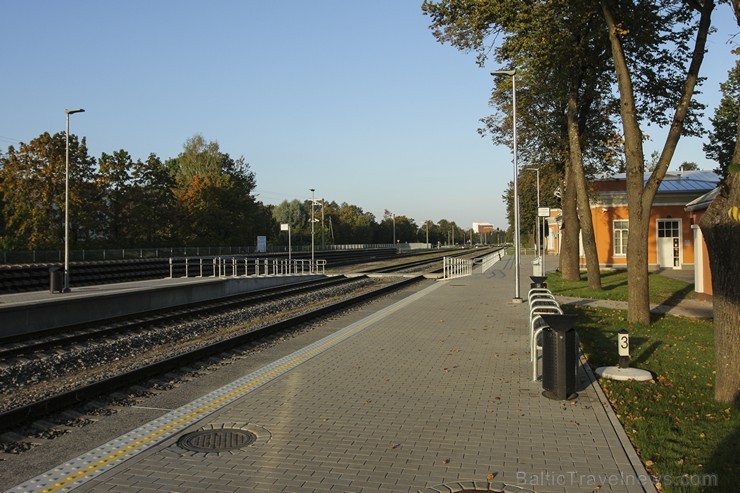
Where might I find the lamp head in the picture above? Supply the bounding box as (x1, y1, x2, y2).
(65, 108, 85, 115)
(491, 69, 516, 76)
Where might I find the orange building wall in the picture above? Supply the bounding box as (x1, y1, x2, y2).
(588, 205, 696, 268)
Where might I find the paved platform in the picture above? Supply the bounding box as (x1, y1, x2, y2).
(7, 256, 656, 493)
(0, 274, 324, 308)
(0, 274, 326, 338)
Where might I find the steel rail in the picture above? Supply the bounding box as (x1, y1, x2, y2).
(0, 275, 425, 431)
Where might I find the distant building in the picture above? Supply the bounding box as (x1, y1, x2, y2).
(472, 222, 494, 233)
(472, 222, 495, 244)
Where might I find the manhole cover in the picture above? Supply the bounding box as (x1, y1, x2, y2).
(177, 428, 257, 453)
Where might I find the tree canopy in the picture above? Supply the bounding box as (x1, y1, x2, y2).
(704, 58, 740, 179)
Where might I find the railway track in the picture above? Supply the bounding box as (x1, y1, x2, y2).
(363, 246, 499, 273)
(0, 248, 401, 294)
(0, 275, 425, 432)
(0, 276, 356, 356)
(0, 247, 502, 432)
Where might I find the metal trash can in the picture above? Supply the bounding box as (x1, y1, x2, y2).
(530, 276, 547, 289)
(49, 266, 63, 293)
(540, 315, 579, 400)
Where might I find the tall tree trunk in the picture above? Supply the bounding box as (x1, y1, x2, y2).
(567, 90, 602, 289)
(560, 157, 581, 279)
(699, 172, 740, 406)
(699, 23, 740, 404)
(601, 0, 714, 324)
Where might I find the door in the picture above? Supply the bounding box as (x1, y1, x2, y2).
(657, 219, 681, 268)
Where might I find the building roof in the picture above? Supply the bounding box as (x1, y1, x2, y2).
(594, 170, 719, 193)
(684, 186, 720, 212)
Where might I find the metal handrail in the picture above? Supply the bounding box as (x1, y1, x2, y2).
(442, 257, 473, 280)
(167, 257, 326, 279)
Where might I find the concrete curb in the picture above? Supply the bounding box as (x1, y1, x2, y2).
(556, 296, 713, 320)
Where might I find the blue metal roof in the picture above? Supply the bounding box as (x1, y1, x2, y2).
(595, 170, 720, 193)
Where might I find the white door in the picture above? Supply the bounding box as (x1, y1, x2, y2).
(657, 219, 681, 268)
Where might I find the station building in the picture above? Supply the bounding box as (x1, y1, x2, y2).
(543, 170, 720, 298)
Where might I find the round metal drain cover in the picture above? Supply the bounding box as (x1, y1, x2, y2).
(177, 428, 257, 453)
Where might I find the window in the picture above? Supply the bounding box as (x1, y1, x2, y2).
(658, 220, 680, 238)
(614, 220, 628, 256)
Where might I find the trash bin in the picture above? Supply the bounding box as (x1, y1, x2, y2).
(530, 276, 547, 289)
(540, 314, 579, 400)
(49, 266, 63, 293)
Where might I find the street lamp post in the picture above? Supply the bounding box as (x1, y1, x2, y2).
(310, 188, 315, 272)
(64, 108, 85, 292)
(491, 69, 521, 302)
(320, 198, 325, 250)
(392, 213, 395, 245)
(528, 168, 541, 260)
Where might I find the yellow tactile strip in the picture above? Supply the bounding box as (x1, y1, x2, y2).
(9, 282, 442, 493)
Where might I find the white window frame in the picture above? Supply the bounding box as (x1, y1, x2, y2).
(613, 219, 629, 257)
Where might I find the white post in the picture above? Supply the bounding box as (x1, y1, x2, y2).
(491, 70, 521, 302)
(63, 108, 85, 292)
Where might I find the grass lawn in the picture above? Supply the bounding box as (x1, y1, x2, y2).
(546, 269, 697, 306)
(545, 272, 738, 492)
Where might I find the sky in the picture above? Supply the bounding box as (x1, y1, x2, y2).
(1, 1, 738, 232)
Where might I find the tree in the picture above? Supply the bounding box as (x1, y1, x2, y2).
(170, 136, 258, 246)
(704, 58, 740, 180)
(698, 1, 739, 406)
(424, 0, 622, 289)
(678, 161, 700, 172)
(128, 153, 177, 246)
(272, 199, 306, 246)
(272, 199, 305, 228)
(376, 210, 418, 244)
(0, 132, 96, 250)
(97, 150, 134, 246)
(178, 134, 221, 180)
(377, 210, 418, 243)
(601, 0, 714, 324)
(334, 202, 375, 244)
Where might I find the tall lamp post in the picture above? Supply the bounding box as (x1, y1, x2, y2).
(491, 69, 521, 302)
(392, 213, 396, 245)
(64, 108, 85, 292)
(527, 167, 540, 259)
(310, 188, 315, 272)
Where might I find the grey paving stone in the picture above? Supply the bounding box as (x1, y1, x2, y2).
(12, 257, 657, 493)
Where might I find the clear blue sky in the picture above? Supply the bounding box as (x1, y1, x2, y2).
(1, 1, 737, 231)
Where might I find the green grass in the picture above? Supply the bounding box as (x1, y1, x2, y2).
(546, 269, 697, 305)
(544, 269, 736, 491)
(569, 307, 738, 492)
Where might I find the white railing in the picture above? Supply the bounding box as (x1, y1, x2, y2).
(481, 249, 506, 273)
(442, 257, 473, 280)
(168, 257, 326, 279)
